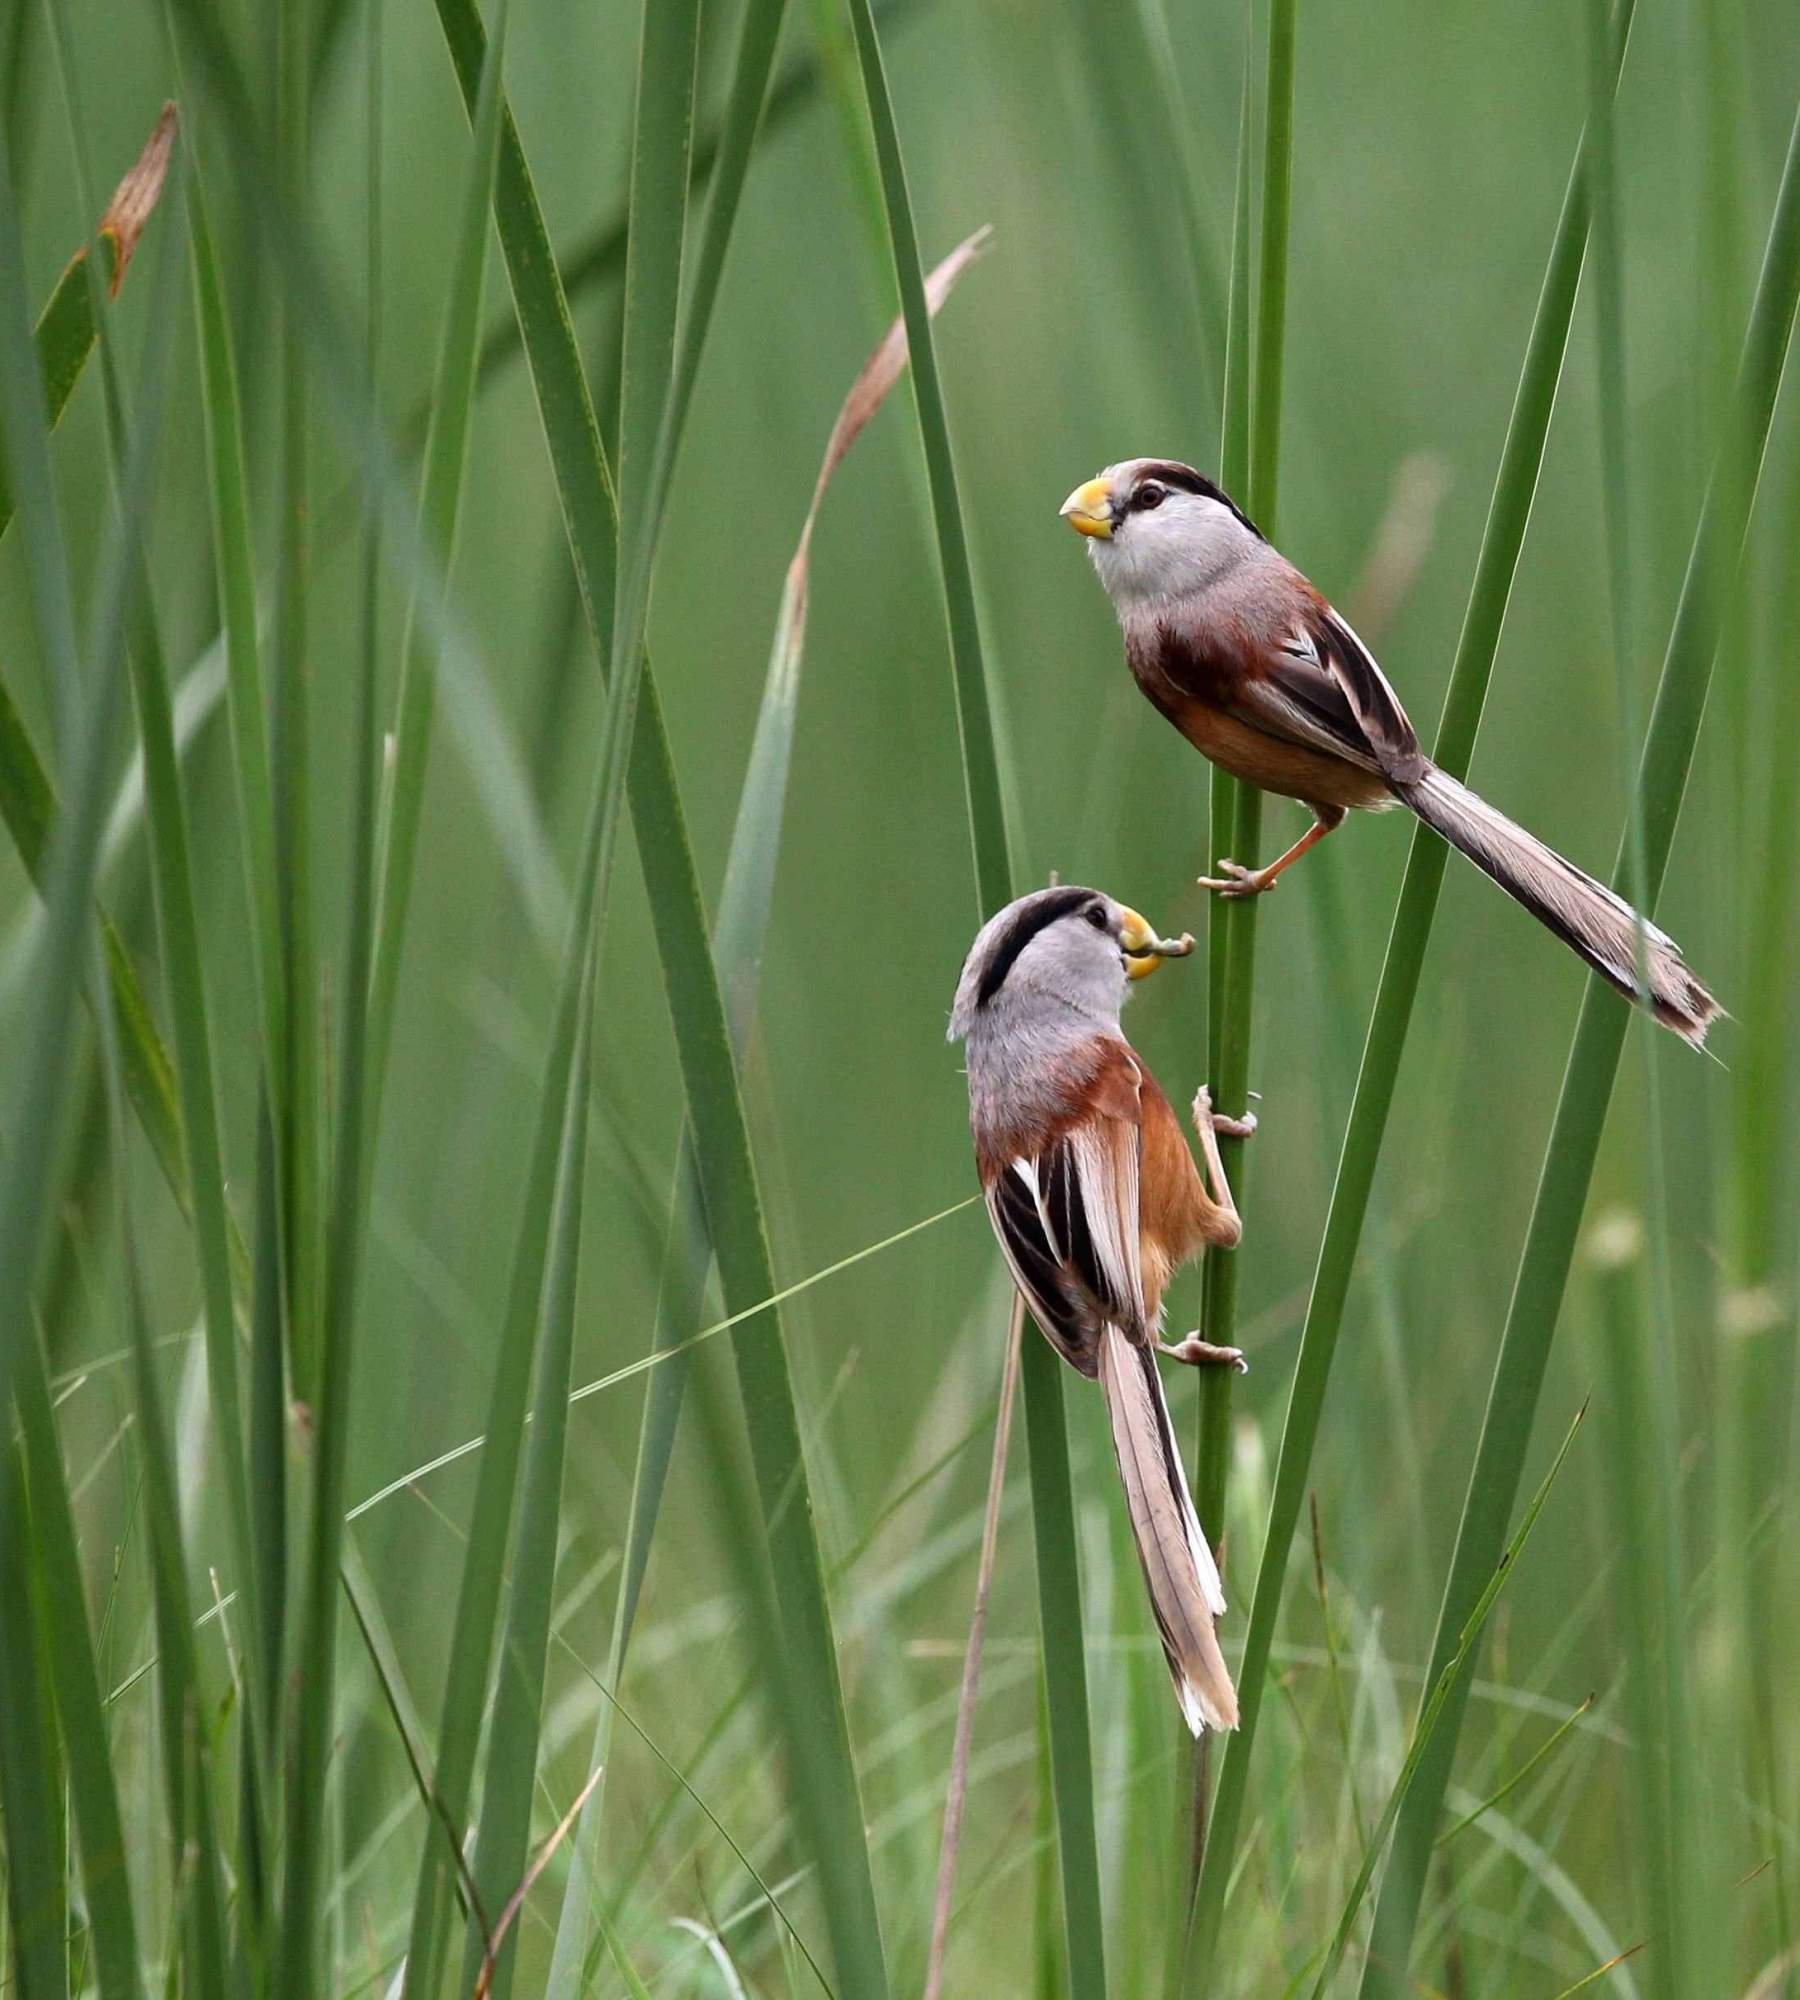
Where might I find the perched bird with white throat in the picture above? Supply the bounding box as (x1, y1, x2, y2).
(1061, 458, 1720, 1046)
(949, 885, 1249, 1734)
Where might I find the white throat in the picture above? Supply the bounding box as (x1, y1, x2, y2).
(1088, 491, 1258, 611)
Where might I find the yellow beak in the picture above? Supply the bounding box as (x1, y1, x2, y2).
(1060, 476, 1114, 539)
(1119, 907, 1194, 979)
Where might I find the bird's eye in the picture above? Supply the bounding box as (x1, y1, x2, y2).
(1133, 482, 1167, 512)
(1084, 905, 1110, 931)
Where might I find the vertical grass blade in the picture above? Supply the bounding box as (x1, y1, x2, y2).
(0, 103, 173, 1495)
(1721, 333, 1800, 2000)
(426, 0, 620, 641)
(1183, 13, 1640, 1985)
(10, 1346, 145, 2000)
(364, 0, 511, 1107)
(633, 0, 786, 578)
(388, 4, 622, 1977)
(925, 1299, 1023, 2000)
(395, 870, 595, 1999)
(1084, 0, 1225, 421)
(586, 0, 701, 1049)
(0, 125, 190, 1991)
(187, 170, 283, 1081)
(459, 963, 596, 2000)
(400, 5, 751, 1990)
(637, 733, 896, 2000)
(1583, 1221, 1683, 1998)
(111, 1054, 230, 2000)
(272, 0, 324, 1405)
(464, 0, 704, 1974)
(1204, 21, 1256, 1094)
(1308, 1406, 1585, 1998)
(1210, 0, 1297, 1193)
(1580, 7, 1694, 1993)
(0, 113, 188, 1224)
(245, 1086, 288, 1931)
(0, 1447, 71, 2000)
(419, 6, 894, 1990)
(839, 0, 1010, 915)
(0, 84, 82, 728)
(1248, 0, 1296, 540)
(335, 20, 389, 1951)
(275, 10, 404, 1967)
(100, 551, 271, 1822)
(544, 224, 990, 1998)
(39, 48, 268, 1835)
(1015, 1322, 1107, 2000)
(459, 0, 927, 408)
(1191, 0, 1295, 1701)
(609, 0, 699, 592)
(1356, 93, 1800, 1997)
(76, 192, 230, 1962)
(831, 8, 1120, 1991)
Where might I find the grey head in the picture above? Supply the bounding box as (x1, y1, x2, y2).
(951, 885, 1182, 1143)
(948, 886, 1141, 1048)
(1060, 457, 1267, 609)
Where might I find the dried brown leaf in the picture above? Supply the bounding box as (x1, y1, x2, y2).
(99, 103, 179, 297)
(784, 222, 992, 639)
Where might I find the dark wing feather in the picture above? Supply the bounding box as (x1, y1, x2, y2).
(1227, 601, 1425, 785)
(1043, 1142, 1117, 1317)
(986, 1163, 1089, 1370)
(985, 1046, 1147, 1379)
(1310, 606, 1426, 782)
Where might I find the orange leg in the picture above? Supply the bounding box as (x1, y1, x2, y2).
(1160, 1088, 1255, 1372)
(1188, 1084, 1251, 1238)
(1199, 807, 1344, 898)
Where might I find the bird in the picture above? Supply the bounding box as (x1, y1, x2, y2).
(949, 884, 1250, 1734)
(1060, 458, 1720, 1047)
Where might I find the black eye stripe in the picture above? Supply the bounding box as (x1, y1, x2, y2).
(1126, 460, 1265, 539)
(975, 887, 1103, 1007)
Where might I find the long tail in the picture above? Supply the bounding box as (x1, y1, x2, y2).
(1395, 764, 1721, 1048)
(1097, 1325, 1238, 1735)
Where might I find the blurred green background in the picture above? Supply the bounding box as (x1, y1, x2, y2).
(4, 0, 1798, 1992)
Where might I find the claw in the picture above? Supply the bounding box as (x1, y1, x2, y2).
(1197, 858, 1275, 899)
(1166, 1335, 1249, 1373)
(1193, 1086, 1257, 1140)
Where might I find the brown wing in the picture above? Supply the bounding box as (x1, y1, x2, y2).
(983, 1041, 1148, 1379)
(1228, 598, 1426, 786)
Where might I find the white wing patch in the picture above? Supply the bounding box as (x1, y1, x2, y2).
(985, 1042, 1154, 1373)
(1010, 1155, 1064, 1265)
(1067, 1122, 1147, 1329)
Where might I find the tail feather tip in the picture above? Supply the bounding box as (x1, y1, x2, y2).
(1654, 973, 1724, 1051)
(1174, 1682, 1238, 1736)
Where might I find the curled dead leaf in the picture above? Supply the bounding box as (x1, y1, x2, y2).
(99, 103, 179, 297)
(782, 223, 994, 652)
(809, 223, 993, 524)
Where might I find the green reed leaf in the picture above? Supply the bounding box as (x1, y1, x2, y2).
(1183, 14, 1642, 1984)
(1357, 91, 1800, 1997)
